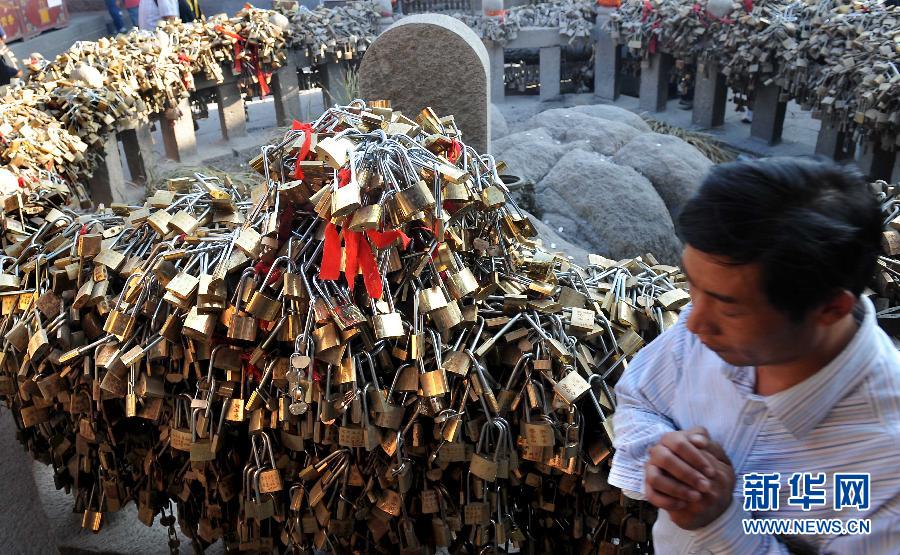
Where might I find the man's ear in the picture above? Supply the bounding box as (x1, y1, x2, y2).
(814, 290, 856, 326)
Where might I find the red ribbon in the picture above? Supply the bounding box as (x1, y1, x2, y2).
(320, 222, 342, 281)
(448, 139, 463, 163)
(366, 229, 411, 250)
(743, 0, 752, 11)
(291, 121, 315, 180)
(319, 167, 353, 282)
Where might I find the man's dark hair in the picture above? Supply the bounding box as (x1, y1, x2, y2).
(677, 156, 882, 321)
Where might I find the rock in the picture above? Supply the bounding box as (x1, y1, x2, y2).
(494, 128, 568, 184)
(358, 14, 491, 152)
(526, 108, 604, 140)
(491, 103, 508, 139)
(536, 149, 682, 263)
(525, 209, 591, 267)
(492, 127, 553, 154)
(563, 118, 644, 156)
(612, 133, 712, 219)
(569, 104, 652, 132)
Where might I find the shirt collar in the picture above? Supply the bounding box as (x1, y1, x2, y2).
(762, 296, 878, 439)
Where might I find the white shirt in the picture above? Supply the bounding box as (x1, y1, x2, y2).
(138, 0, 178, 31)
(609, 298, 900, 554)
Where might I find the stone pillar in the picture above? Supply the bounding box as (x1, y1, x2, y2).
(88, 134, 126, 206)
(594, 24, 620, 101)
(273, 49, 306, 127)
(858, 142, 897, 181)
(118, 124, 154, 185)
(485, 43, 505, 104)
(750, 83, 787, 145)
(814, 113, 854, 162)
(539, 46, 561, 102)
(358, 14, 492, 153)
(692, 61, 726, 128)
(216, 78, 247, 141)
(638, 53, 673, 113)
(160, 96, 197, 162)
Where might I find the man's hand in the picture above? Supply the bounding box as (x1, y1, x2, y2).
(644, 427, 736, 531)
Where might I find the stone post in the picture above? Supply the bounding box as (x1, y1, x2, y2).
(486, 43, 505, 104)
(118, 124, 154, 185)
(160, 96, 197, 162)
(858, 142, 898, 181)
(273, 49, 306, 127)
(594, 23, 620, 101)
(814, 113, 854, 162)
(539, 46, 561, 102)
(638, 53, 673, 113)
(88, 134, 126, 206)
(692, 61, 726, 128)
(321, 61, 350, 107)
(216, 77, 247, 141)
(750, 83, 787, 145)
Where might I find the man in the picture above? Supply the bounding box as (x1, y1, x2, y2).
(138, 0, 178, 30)
(609, 157, 900, 553)
(104, 0, 127, 33)
(0, 24, 21, 87)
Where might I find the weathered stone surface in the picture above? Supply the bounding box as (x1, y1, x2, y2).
(568, 104, 652, 132)
(358, 14, 491, 153)
(526, 108, 600, 140)
(563, 118, 644, 156)
(612, 132, 711, 219)
(536, 149, 682, 263)
(525, 209, 591, 267)
(491, 103, 509, 139)
(494, 129, 569, 184)
(493, 127, 553, 154)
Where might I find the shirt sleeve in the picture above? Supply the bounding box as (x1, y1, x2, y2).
(687, 499, 791, 554)
(608, 308, 690, 497)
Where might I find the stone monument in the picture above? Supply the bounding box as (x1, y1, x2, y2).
(358, 14, 492, 153)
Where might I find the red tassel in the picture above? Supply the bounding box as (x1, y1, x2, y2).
(291, 122, 315, 180)
(358, 236, 383, 300)
(320, 222, 342, 281)
(343, 230, 361, 291)
(337, 167, 352, 187)
(366, 229, 411, 250)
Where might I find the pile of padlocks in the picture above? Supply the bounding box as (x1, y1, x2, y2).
(0, 5, 287, 191)
(274, 0, 381, 65)
(0, 100, 690, 553)
(450, 0, 598, 44)
(871, 179, 900, 338)
(608, 0, 900, 150)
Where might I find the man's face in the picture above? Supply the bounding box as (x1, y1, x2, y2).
(681, 244, 815, 367)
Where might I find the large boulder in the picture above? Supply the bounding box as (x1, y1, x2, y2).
(492, 127, 553, 153)
(491, 103, 509, 140)
(569, 104, 652, 133)
(612, 132, 712, 219)
(524, 209, 591, 267)
(493, 128, 568, 184)
(526, 108, 606, 140)
(563, 118, 644, 156)
(536, 149, 682, 263)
